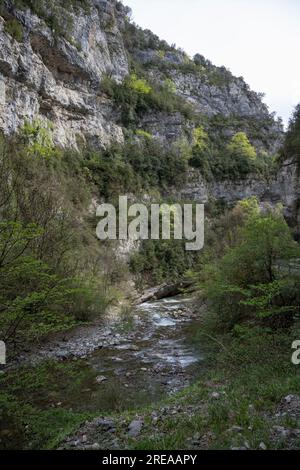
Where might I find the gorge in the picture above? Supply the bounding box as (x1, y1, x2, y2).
(0, 0, 300, 452)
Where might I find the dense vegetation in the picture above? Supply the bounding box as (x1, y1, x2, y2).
(281, 104, 300, 171)
(0, 0, 299, 451)
(120, 199, 300, 450)
(100, 73, 194, 127)
(195, 198, 300, 329)
(82, 135, 189, 198)
(0, 123, 124, 352)
(0, 117, 200, 350)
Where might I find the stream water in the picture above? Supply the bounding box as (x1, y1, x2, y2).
(67, 296, 204, 413)
(1, 296, 205, 449)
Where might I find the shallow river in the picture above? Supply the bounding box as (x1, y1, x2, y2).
(68, 296, 204, 413)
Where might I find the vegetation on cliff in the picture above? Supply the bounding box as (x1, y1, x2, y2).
(0, 0, 299, 453)
(281, 104, 300, 172)
(0, 123, 126, 350)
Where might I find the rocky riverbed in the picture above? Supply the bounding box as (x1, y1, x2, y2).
(14, 295, 205, 412)
(58, 295, 205, 449)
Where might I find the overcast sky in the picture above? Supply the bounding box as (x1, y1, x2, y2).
(122, 0, 300, 127)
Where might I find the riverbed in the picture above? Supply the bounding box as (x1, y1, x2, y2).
(1, 295, 204, 449)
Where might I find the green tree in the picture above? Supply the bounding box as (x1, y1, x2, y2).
(128, 74, 152, 95)
(201, 207, 300, 329)
(281, 104, 300, 170)
(227, 132, 257, 161)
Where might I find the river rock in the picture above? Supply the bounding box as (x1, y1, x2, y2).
(95, 375, 107, 384)
(91, 443, 101, 450)
(128, 419, 143, 437)
(259, 442, 267, 450)
(94, 418, 115, 431)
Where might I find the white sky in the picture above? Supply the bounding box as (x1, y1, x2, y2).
(122, 0, 300, 127)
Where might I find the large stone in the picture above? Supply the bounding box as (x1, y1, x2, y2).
(128, 419, 143, 437)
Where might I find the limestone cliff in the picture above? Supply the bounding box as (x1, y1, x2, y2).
(0, 0, 129, 147)
(0, 0, 298, 231)
(0, 0, 282, 150)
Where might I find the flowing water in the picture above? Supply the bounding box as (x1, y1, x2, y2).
(67, 296, 204, 412)
(1, 296, 204, 449)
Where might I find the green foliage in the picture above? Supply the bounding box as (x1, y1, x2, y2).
(20, 119, 58, 159)
(135, 129, 153, 139)
(82, 137, 189, 198)
(163, 78, 177, 94)
(0, 359, 95, 449)
(123, 22, 174, 54)
(189, 126, 212, 177)
(100, 74, 194, 128)
(281, 103, 300, 171)
(189, 124, 275, 181)
(199, 206, 300, 329)
(193, 126, 209, 151)
(4, 18, 24, 42)
(130, 201, 202, 285)
(130, 239, 197, 285)
(0, 130, 120, 348)
(128, 74, 152, 94)
(81, 146, 137, 199)
(124, 138, 188, 190)
(227, 132, 257, 161)
(10, 0, 90, 42)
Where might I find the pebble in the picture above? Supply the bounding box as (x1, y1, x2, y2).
(95, 375, 107, 384)
(91, 443, 100, 450)
(259, 442, 267, 450)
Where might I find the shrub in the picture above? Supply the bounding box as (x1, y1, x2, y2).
(280, 103, 300, 171)
(100, 74, 194, 128)
(128, 74, 152, 95)
(83, 137, 189, 198)
(200, 206, 300, 330)
(130, 238, 199, 285)
(0, 129, 119, 349)
(227, 132, 257, 161)
(4, 18, 24, 42)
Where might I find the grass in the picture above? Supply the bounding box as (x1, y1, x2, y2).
(120, 326, 300, 450)
(1, 322, 300, 450)
(0, 359, 98, 449)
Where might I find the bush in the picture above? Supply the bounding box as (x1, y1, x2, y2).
(199, 205, 300, 330)
(4, 18, 24, 42)
(0, 129, 119, 349)
(227, 132, 257, 161)
(189, 127, 274, 181)
(280, 103, 300, 171)
(82, 137, 189, 198)
(100, 74, 194, 128)
(130, 239, 198, 285)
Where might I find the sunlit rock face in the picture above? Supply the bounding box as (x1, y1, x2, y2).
(0, 0, 283, 150)
(0, 1, 298, 231)
(0, 0, 129, 148)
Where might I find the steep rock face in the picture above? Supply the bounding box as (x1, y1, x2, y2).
(138, 55, 268, 119)
(0, 0, 298, 229)
(131, 45, 283, 153)
(181, 162, 300, 235)
(0, 0, 129, 147)
(0, 0, 283, 151)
